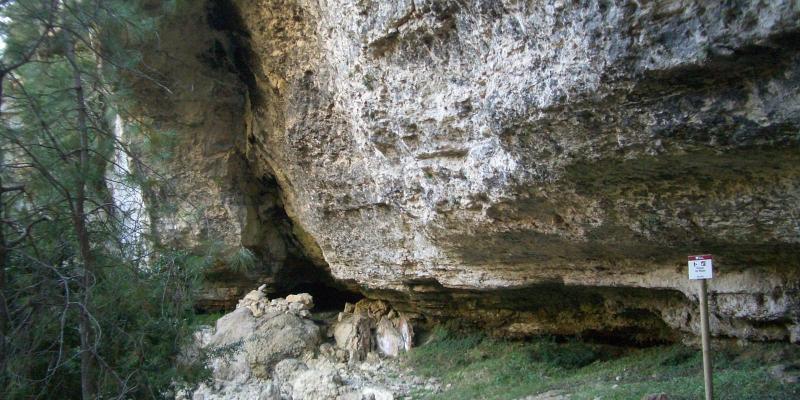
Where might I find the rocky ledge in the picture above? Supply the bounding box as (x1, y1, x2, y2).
(139, 0, 800, 343)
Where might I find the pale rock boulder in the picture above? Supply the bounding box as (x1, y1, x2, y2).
(286, 293, 315, 310)
(339, 386, 395, 400)
(375, 316, 413, 358)
(788, 324, 800, 344)
(190, 291, 321, 398)
(246, 312, 321, 378)
(334, 299, 414, 361)
(206, 307, 256, 382)
(272, 358, 309, 399)
(318, 342, 350, 364)
(334, 313, 373, 364)
(290, 362, 344, 400)
(184, 287, 437, 399)
(237, 284, 269, 317)
(361, 387, 395, 400)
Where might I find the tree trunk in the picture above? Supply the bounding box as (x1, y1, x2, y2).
(0, 69, 10, 392)
(65, 34, 96, 400)
(0, 176, 7, 388)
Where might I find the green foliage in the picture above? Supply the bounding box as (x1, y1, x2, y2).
(0, 1, 210, 399)
(193, 311, 225, 327)
(404, 327, 800, 400)
(224, 247, 257, 273)
(528, 338, 602, 370)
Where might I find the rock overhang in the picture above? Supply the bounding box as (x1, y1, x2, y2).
(144, 0, 800, 343)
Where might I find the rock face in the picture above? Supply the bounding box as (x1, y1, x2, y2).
(149, 1, 800, 342)
(132, 0, 349, 311)
(334, 299, 414, 362)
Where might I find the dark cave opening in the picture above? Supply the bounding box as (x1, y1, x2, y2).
(268, 258, 364, 312)
(271, 281, 364, 312)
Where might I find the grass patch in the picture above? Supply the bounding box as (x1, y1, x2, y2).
(193, 311, 224, 327)
(404, 327, 800, 400)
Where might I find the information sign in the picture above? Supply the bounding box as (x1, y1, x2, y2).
(688, 254, 713, 280)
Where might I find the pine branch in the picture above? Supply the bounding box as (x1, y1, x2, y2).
(0, 184, 25, 193)
(7, 217, 49, 247)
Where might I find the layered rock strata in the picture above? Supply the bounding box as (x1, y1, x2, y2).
(147, 0, 800, 342)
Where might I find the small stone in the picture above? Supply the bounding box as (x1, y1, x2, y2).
(642, 394, 669, 400)
(770, 364, 800, 384)
(286, 293, 314, 310)
(343, 302, 355, 313)
(289, 301, 305, 313)
(249, 304, 263, 318)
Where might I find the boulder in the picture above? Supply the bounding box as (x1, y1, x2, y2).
(286, 293, 314, 310)
(273, 358, 309, 399)
(362, 386, 395, 400)
(206, 307, 256, 381)
(334, 301, 414, 360)
(189, 381, 280, 400)
(375, 316, 413, 358)
(237, 285, 270, 317)
(319, 342, 349, 364)
(290, 364, 343, 400)
(334, 313, 373, 363)
(245, 312, 321, 378)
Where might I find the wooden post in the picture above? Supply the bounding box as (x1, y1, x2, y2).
(699, 278, 713, 400)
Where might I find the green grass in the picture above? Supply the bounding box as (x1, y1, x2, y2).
(403, 327, 800, 400)
(193, 311, 224, 327)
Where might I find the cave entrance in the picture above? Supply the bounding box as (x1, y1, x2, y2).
(269, 260, 363, 312)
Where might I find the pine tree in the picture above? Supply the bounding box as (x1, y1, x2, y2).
(0, 1, 210, 398)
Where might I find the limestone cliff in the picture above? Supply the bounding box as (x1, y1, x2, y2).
(143, 0, 800, 342)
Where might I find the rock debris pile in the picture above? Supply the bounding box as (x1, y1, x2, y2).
(181, 287, 436, 400)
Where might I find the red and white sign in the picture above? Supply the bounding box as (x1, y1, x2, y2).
(688, 254, 713, 280)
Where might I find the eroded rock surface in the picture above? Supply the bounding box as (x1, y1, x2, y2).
(334, 299, 414, 362)
(148, 0, 800, 342)
(184, 290, 434, 400)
